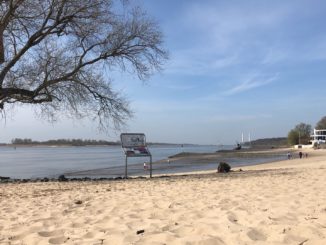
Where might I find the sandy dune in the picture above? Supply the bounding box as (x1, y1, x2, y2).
(0, 148, 326, 244)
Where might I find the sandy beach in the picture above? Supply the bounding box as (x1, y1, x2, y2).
(1, 148, 326, 244)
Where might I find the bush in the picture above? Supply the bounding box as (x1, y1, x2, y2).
(217, 162, 231, 173)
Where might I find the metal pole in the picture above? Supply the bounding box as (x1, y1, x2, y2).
(150, 155, 152, 178)
(125, 156, 128, 179)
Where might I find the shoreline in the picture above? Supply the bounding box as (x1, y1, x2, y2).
(0, 147, 306, 183)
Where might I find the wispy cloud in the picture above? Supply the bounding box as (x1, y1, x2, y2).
(163, 2, 296, 76)
(261, 35, 326, 64)
(224, 73, 279, 96)
(262, 48, 289, 64)
(131, 100, 202, 114)
(165, 50, 239, 76)
(183, 1, 294, 51)
(165, 1, 326, 76)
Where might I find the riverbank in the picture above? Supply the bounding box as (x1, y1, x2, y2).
(0, 148, 325, 244)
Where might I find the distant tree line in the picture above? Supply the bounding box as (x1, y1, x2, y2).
(11, 138, 120, 146)
(8, 139, 183, 146)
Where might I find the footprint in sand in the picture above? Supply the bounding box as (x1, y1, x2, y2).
(71, 222, 84, 228)
(227, 212, 238, 223)
(38, 230, 63, 237)
(246, 228, 267, 241)
(219, 199, 232, 210)
(197, 236, 225, 245)
(48, 236, 69, 244)
(82, 231, 95, 239)
(28, 226, 44, 233)
(170, 226, 195, 236)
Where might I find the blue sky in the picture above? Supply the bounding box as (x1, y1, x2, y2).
(1, 0, 326, 144)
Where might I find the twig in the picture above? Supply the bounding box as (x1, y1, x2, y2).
(298, 239, 308, 245)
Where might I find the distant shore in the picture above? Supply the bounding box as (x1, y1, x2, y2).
(3, 136, 205, 147)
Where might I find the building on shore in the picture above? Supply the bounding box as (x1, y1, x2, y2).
(311, 128, 326, 145)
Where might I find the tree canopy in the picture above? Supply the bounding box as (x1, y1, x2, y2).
(287, 122, 312, 145)
(316, 116, 326, 130)
(287, 129, 300, 145)
(11, 138, 119, 146)
(0, 0, 167, 129)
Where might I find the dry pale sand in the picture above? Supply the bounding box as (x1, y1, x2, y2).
(1, 149, 326, 245)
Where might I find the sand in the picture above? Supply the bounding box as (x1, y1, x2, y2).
(1, 148, 326, 244)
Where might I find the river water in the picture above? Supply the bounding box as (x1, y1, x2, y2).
(0, 145, 285, 179)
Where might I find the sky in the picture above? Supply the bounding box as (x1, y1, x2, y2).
(1, 0, 326, 145)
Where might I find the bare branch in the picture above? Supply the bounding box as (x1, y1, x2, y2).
(0, 25, 4, 63)
(0, 0, 168, 130)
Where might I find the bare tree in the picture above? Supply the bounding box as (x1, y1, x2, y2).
(288, 122, 312, 145)
(0, 0, 167, 129)
(316, 116, 326, 130)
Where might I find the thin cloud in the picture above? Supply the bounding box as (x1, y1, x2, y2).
(262, 48, 289, 64)
(184, 1, 294, 51)
(166, 50, 239, 76)
(224, 73, 279, 96)
(262, 36, 326, 64)
(164, 2, 295, 76)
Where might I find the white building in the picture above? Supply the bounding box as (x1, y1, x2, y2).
(311, 128, 326, 145)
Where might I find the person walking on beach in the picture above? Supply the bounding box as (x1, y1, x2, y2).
(299, 152, 303, 159)
(143, 162, 148, 170)
(287, 152, 292, 160)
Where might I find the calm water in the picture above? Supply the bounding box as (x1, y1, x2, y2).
(0, 145, 286, 179)
(0, 145, 224, 179)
